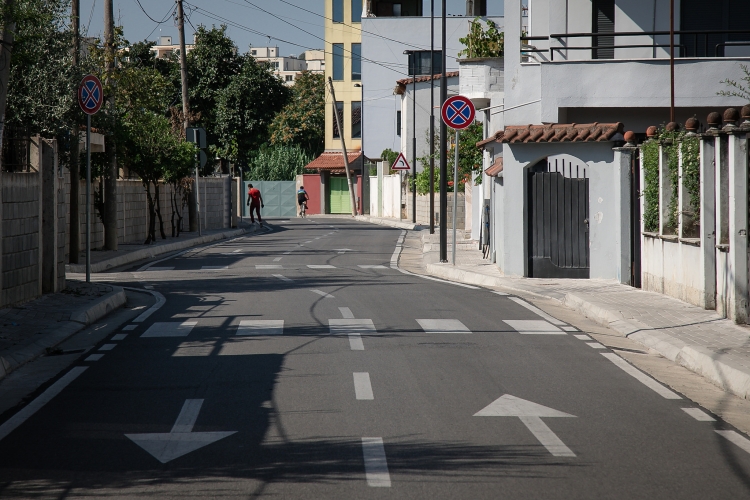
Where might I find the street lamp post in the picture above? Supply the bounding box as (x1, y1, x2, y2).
(354, 83, 365, 215)
(404, 50, 417, 224)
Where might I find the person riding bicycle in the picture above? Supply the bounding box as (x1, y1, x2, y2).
(297, 186, 309, 216)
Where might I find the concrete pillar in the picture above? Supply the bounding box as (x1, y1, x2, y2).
(658, 142, 672, 235)
(320, 171, 328, 214)
(377, 161, 383, 218)
(231, 177, 239, 227)
(613, 148, 633, 284)
(727, 131, 748, 323)
(41, 139, 58, 294)
(699, 136, 716, 310)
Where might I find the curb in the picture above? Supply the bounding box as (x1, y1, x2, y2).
(419, 252, 750, 401)
(355, 215, 421, 230)
(0, 286, 127, 382)
(66, 227, 251, 273)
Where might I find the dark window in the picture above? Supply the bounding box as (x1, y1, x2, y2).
(352, 43, 362, 80)
(396, 110, 401, 136)
(333, 0, 344, 22)
(352, 101, 362, 139)
(407, 51, 442, 76)
(682, 0, 750, 57)
(333, 101, 344, 138)
(592, 0, 615, 59)
(333, 43, 344, 80)
(351, 0, 361, 23)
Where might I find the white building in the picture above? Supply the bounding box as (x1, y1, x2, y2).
(150, 36, 193, 59)
(301, 49, 325, 74)
(251, 46, 307, 85)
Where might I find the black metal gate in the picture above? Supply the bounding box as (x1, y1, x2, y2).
(528, 159, 590, 278)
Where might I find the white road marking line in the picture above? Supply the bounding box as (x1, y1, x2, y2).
(123, 325, 138, 331)
(574, 334, 591, 341)
(353, 372, 374, 400)
(330, 319, 375, 350)
(111, 334, 127, 341)
(587, 342, 606, 349)
(273, 257, 282, 262)
(315, 237, 321, 239)
(358, 265, 387, 269)
(492, 291, 509, 296)
(504, 320, 566, 335)
(307, 264, 336, 269)
(257, 264, 283, 269)
(562, 326, 577, 331)
(141, 321, 198, 338)
(283, 251, 292, 255)
(233, 249, 243, 253)
(508, 297, 566, 325)
(304, 240, 313, 243)
(99, 343, 117, 351)
(173, 341, 216, 357)
(85, 354, 104, 361)
(716, 430, 750, 454)
(273, 274, 292, 282)
(237, 320, 284, 336)
(396, 265, 480, 289)
(520, 416, 576, 457)
(390, 230, 406, 268)
(146, 266, 174, 271)
(0, 367, 87, 441)
(201, 265, 228, 270)
(131, 290, 166, 323)
(682, 408, 716, 421)
(311, 289, 335, 299)
(361, 437, 391, 487)
(339, 307, 355, 319)
(417, 319, 471, 334)
(602, 353, 681, 399)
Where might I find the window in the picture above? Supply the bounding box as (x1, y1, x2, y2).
(352, 43, 361, 80)
(592, 0, 615, 59)
(352, 101, 361, 139)
(251, 49, 256, 55)
(333, 0, 344, 22)
(407, 51, 442, 76)
(351, 0, 361, 23)
(332, 43, 344, 80)
(286, 75, 293, 82)
(333, 101, 344, 138)
(396, 110, 401, 136)
(271, 61, 279, 70)
(682, 0, 750, 57)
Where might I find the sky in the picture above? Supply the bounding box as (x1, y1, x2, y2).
(81, 0, 504, 57)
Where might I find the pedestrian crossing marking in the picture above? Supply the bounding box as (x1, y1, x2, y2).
(504, 320, 566, 335)
(417, 319, 471, 334)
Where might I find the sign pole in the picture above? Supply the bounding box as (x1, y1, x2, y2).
(452, 129, 459, 265)
(195, 162, 201, 237)
(86, 113, 91, 282)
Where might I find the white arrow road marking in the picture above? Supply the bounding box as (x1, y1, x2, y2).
(716, 430, 750, 455)
(126, 399, 236, 464)
(504, 320, 566, 335)
(682, 408, 715, 421)
(339, 307, 354, 319)
(311, 289, 335, 299)
(602, 353, 681, 399)
(474, 394, 576, 457)
(329, 319, 375, 350)
(353, 372, 374, 400)
(362, 437, 391, 487)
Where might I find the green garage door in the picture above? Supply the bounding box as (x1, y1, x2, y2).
(329, 177, 351, 214)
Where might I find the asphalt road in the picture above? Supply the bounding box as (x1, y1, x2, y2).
(1, 217, 750, 499)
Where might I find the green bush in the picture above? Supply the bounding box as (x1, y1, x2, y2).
(245, 145, 313, 181)
(641, 139, 660, 232)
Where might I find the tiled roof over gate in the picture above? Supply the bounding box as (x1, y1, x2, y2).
(304, 151, 363, 173)
(478, 122, 625, 147)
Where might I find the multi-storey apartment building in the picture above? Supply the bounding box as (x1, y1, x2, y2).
(150, 36, 194, 59)
(251, 46, 307, 85)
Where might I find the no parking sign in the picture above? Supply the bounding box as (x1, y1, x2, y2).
(441, 95, 475, 130)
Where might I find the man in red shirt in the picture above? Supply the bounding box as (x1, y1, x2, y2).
(246, 184, 264, 225)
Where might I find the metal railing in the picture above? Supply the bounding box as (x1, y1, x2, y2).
(521, 29, 750, 61)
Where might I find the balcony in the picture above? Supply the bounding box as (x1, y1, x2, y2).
(364, 0, 422, 17)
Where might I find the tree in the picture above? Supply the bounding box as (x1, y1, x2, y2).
(214, 54, 289, 166)
(245, 144, 312, 181)
(719, 64, 750, 101)
(457, 18, 504, 58)
(269, 71, 325, 155)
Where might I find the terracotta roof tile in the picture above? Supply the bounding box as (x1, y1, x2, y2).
(485, 156, 503, 176)
(476, 130, 504, 148)
(397, 71, 459, 86)
(304, 151, 363, 171)
(498, 122, 625, 144)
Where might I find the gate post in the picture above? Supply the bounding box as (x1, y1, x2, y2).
(727, 115, 748, 323)
(699, 132, 716, 310)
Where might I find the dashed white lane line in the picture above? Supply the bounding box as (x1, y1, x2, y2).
(111, 334, 127, 341)
(307, 265, 336, 269)
(146, 266, 174, 271)
(273, 274, 292, 282)
(586, 342, 606, 349)
(257, 265, 282, 269)
(311, 289, 335, 299)
(353, 372, 374, 400)
(98, 344, 117, 351)
(232, 249, 243, 253)
(237, 320, 284, 335)
(574, 334, 591, 341)
(141, 321, 198, 338)
(358, 265, 387, 269)
(602, 353, 681, 399)
(504, 320, 566, 335)
(682, 408, 716, 421)
(122, 325, 138, 331)
(339, 307, 354, 319)
(561, 326, 577, 332)
(131, 290, 166, 323)
(716, 431, 750, 455)
(0, 367, 87, 442)
(85, 354, 104, 362)
(201, 265, 228, 270)
(329, 319, 375, 350)
(273, 257, 283, 262)
(304, 240, 313, 244)
(362, 437, 391, 487)
(417, 319, 471, 334)
(492, 291, 509, 296)
(508, 297, 566, 326)
(283, 251, 292, 255)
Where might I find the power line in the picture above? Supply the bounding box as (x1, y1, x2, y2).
(145, 4, 177, 40)
(133, 0, 168, 24)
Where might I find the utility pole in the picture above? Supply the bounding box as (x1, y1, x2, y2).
(328, 77, 357, 216)
(429, 0, 435, 234)
(70, 0, 80, 263)
(176, 0, 197, 232)
(103, 0, 117, 250)
(439, 0, 448, 262)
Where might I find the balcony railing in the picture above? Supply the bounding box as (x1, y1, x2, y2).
(522, 30, 750, 61)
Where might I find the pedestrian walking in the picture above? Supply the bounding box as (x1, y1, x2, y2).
(246, 184, 264, 225)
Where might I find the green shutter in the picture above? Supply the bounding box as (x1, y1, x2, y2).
(329, 177, 351, 214)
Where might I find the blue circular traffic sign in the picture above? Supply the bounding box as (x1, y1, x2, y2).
(441, 95, 476, 130)
(78, 75, 103, 115)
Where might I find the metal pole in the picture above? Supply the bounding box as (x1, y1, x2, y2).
(239, 166, 243, 226)
(327, 77, 357, 216)
(429, 0, 435, 234)
(86, 113, 91, 282)
(452, 130, 458, 265)
(412, 70, 416, 224)
(195, 163, 202, 236)
(439, 0, 448, 262)
(669, 0, 675, 123)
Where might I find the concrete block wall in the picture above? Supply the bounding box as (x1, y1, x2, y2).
(198, 177, 230, 230)
(405, 192, 465, 230)
(56, 176, 66, 286)
(2, 172, 41, 306)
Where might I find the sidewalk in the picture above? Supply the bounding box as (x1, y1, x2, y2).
(375, 216, 750, 402)
(0, 281, 126, 381)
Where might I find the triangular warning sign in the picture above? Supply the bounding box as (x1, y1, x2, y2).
(391, 152, 411, 171)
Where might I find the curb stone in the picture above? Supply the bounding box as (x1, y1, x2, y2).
(0, 285, 127, 382)
(355, 215, 420, 230)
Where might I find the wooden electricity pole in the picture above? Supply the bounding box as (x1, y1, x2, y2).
(103, 0, 117, 250)
(0, 0, 15, 162)
(176, 0, 197, 231)
(70, 0, 80, 263)
(327, 77, 357, 216)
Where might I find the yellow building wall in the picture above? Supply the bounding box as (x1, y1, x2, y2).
(325, 0, 363, 152)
